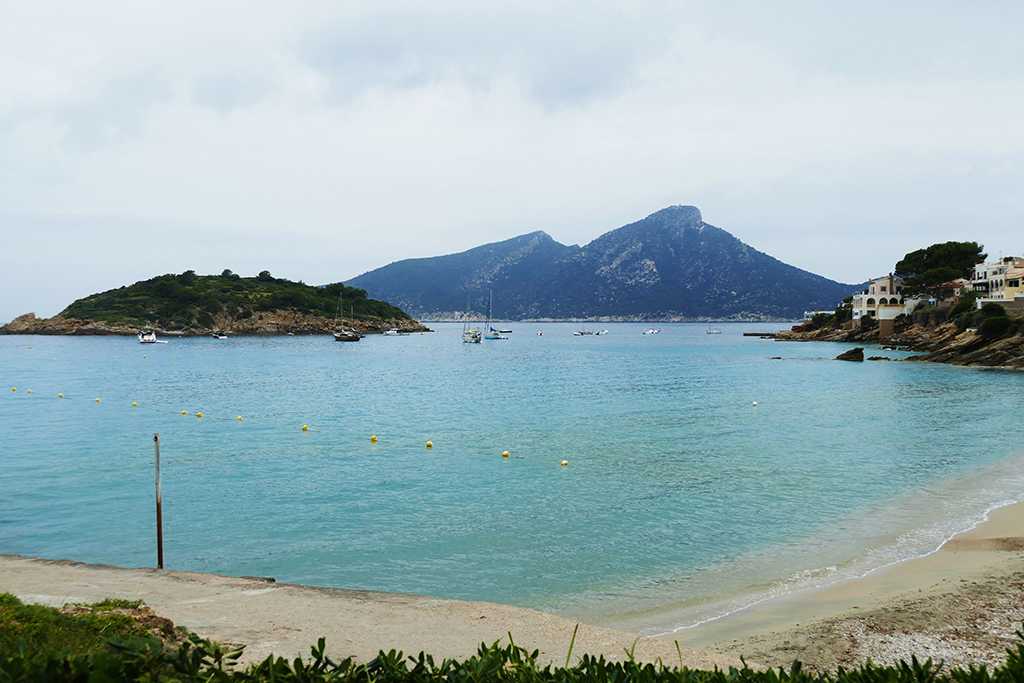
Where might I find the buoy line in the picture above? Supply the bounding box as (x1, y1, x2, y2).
(7, 391, 564, 464)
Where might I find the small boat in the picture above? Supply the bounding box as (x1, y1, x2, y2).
(706, 326, 722, 335)
(574, 327, 593, 336)
(211, 333, 228, 339)
(498, 328, 512, 334)
(462, 294, 481, 343)
(643, 328, 660, 335)
(537, 331, 543, 336)
(332, 285, 362, 342)
(137, 329, 167, 344)
(595, 330, 608, 335)
(383, 328, 406, 336)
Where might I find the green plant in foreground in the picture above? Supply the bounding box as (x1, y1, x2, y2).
(5, 594, 1024, 683)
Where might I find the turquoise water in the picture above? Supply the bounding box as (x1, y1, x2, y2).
(1, 323, 1022, 636)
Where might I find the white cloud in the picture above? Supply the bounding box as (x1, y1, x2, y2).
(1, 1, 1022, 322)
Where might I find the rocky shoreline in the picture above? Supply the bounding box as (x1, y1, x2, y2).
(773, 321, 1024, 369)
(0, 311, 431, 337)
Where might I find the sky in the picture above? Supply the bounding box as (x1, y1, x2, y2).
(2, 1, 1023, 323)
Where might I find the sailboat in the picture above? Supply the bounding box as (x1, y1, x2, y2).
(706, 322, 722, 334)
(333, 285, 361, 342)
(462, 294, 481, 343)
(483, 290, 507, 340)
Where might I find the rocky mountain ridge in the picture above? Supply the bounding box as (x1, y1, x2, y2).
(350, 205, 860, 321)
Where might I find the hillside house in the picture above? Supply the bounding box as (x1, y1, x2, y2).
(973, 257, 1024, 313)
(850, 273, 929, 336)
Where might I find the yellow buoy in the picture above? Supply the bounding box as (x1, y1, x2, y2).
(426, 441, 433, 448)
(143, 355, 146, 358)
(502, 451, 510, 458)
(561, 460, 568, 466)
(181, 410, 187, 415)
(302, 424, 309, 431)
(94, 398, 100, 403)
(370, 435, 377, 442)
(132, 402, 137, 407)
(11, 388, 15, 392)
(196, 412, 202, 418)
(26, 390, 31, 394)
(58, 394, 63, 398)
(237, 416, 242, 421)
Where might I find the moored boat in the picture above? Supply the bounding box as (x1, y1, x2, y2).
(137, 329, 167, 343)
(462, 294, 481, 343)
(332, 285, 362, 342)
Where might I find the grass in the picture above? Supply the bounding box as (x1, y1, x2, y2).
(0, 593, 159, 661)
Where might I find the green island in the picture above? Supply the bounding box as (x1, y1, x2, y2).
(0, 270, 429, 336)
(3, 593, 1024, 683)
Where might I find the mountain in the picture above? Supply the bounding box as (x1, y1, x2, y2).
(350, 206, 859, 321)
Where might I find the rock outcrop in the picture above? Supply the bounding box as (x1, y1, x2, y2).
(835, 347, 864, 362)
(0, 311, 429, 336)
(776, 320, 1024, 369)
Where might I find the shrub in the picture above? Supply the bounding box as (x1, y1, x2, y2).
(980, 302, 1007, 319)
(980, 316, 1013, 337)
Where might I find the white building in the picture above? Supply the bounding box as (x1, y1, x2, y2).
(851, 274, 907, 321)
(973, 257, 1024, 313)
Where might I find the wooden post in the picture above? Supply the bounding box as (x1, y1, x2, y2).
(154, 433, 164, 569)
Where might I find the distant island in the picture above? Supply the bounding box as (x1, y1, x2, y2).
(0, 270, 429, 336)
(349, 205, 861, 322)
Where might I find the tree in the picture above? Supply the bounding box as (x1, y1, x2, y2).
(894, 241, 986, 296)
(257, 270, 273, 282)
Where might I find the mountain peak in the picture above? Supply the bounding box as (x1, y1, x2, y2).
(645, 205, 703, 225)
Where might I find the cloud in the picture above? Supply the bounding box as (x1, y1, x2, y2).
(1, 1, 1023, 323)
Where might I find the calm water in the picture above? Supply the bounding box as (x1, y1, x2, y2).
(1, 323, 1022, 636)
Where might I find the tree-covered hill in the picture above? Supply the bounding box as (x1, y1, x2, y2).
(2, 270, 425, 335)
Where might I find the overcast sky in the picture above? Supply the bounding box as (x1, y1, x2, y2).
(2, 1, 1022, 323)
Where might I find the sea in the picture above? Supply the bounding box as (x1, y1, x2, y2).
(1, 322, 1022, 638)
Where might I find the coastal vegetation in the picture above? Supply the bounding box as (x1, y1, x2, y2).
(63, 271, 409, 329)
(5, 594, 1024, 683)
(0, 271, 429, 335)
(894, 242, 986, 296)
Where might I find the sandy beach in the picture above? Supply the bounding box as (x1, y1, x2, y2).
(0, 553, 741, 670)
(685, 501, 1024, 670)
(3, 502, 1023, 671)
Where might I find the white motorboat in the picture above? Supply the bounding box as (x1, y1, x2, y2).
(137, 329, 167, 343)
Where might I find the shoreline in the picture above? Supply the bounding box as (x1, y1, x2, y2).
(3, 503, 1023, 671)
(683, 500, 1024, 669)
(0, 554, 742, 670)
